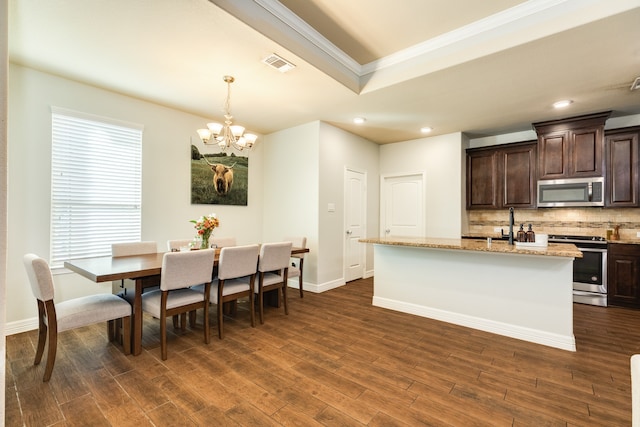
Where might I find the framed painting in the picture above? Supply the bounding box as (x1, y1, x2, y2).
(190, 144, 248, 205)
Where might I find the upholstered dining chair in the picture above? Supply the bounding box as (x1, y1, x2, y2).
(23, 254, 132, 382)
(211, 236, 237, 248)
(284, 236, 307, 297)
(195, 244, 259, 339)
(140, 249, 215, 360)
(253, 241, 292, 324)
(111, 241, 157, 257)
(167, 239, 193, 252)
(111, 241, 158, 296)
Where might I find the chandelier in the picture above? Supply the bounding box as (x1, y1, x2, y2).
(197, 75, 257, 151)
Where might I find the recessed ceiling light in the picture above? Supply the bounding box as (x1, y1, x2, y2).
(553, 100, 573, 109)
(421, 127, 433, 133)
(353, 117, 366, 124)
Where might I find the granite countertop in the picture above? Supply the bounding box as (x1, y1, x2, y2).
(359, 237, 583, 258)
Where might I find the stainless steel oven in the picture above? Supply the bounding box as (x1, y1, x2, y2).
(548, 235, 607, 307)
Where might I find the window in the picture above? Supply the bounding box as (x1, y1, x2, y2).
(50, 107, 143, 268)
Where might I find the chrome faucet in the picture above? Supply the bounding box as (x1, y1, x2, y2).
(508, 207, 515, 245)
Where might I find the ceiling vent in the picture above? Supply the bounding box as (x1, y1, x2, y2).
(631, 76, 640, 91)
(262, 53, 296, 73)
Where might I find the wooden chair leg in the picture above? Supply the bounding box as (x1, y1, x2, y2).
(180, 313, 187, 331)
(282, 283, 288, 315)
(217, 303, 224, 339)
(299, 275, 304, 298)
(160, 314, 168, 361)
(34, 300, 47, 366)
(43, 301, 58, 382)
(107, 320, 115, 341)
(121, 316, 131, 355)
(249, 277, 256, 328)
(189, 310, 197, 328)
(258, 274, 264, 325)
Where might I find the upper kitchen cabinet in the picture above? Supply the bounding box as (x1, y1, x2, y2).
(466, 141, 537, 210)
(533, 111, 611, 180)
(605, 127, 639, 207)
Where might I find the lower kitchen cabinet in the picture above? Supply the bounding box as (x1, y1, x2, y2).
(608, 243, 640, 308)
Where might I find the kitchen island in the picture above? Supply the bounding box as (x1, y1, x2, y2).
(359, 237, 583, 351)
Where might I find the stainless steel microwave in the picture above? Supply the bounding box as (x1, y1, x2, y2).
(537, 177, 604, 207)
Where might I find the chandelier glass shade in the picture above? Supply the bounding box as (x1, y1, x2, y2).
(197, 75, 257, 151)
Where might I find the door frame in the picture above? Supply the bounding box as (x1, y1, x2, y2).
(344, 167, 367, 282)
(380, 171, 426, 237)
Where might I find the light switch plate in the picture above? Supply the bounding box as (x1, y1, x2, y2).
(328, 203, 335, 212)
(494, 227, 502, 233)
(637, 231, 640, 238)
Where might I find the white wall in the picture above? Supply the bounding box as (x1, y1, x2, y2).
(6, 64, 265, 329)
(318, 122, 379, 283)
(262, 121, 380, 290)
(261, 122, 320, 286)
(379, 132, 465, 238)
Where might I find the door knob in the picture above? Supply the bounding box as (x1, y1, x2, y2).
(385, 229, 390, 234)
(346, 230, 353, 235)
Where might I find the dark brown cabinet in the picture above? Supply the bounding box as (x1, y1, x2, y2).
(534, 111, 610, 180)
(605, 127, 639, 207)
(608, 243, 640, 308)
(466, 141, 537, 210)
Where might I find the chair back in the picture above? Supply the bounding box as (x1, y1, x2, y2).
(285, 236, 307, 259)
(23, 254, 55, 302)
(212, 236, 237, 248)
(167, 239, 192, 252)
(112, 241, 157, 257)
(217, 244, 259, 280)
(258, 242, 293, 273)
(160, 249, 215, 291)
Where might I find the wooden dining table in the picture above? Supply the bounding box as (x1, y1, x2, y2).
(64, 247, 309, 356)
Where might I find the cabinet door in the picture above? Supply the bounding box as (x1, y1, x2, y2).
(570, 126, 603, 177)
(606, 132, 639, 207)
(502, 143, 537, 208)
(466, 150, 498, 209)
(608, 244, 640, 308)
(538, 131, 567, 179)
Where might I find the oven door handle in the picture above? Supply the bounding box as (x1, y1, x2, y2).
(578, 247, 607, 253)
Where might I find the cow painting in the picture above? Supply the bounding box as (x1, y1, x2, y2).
(202, 157, 235, 196)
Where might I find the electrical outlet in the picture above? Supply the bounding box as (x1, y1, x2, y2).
(637, 231, 640, 238)
(493, 227, 503, 233)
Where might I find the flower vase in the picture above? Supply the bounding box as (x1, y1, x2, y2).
(201, 233, 210, 249)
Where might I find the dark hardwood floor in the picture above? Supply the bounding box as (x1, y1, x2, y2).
(5, 277, 640, 426)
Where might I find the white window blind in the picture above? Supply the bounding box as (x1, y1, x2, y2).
(50, 107, 143, 268)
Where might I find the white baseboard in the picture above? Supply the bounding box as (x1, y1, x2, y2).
(373, 296, 576, 352)
(5, 317, 38, 336)
(363, 269, 374, 279)
(288, 277, 346, 294)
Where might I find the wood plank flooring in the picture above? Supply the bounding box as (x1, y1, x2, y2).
(6, 277, 640, 426)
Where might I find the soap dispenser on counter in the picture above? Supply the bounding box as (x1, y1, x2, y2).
(526, 224, 535, 243)
(517, 224, 526, 242)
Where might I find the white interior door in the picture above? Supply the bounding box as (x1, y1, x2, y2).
(381, 173, 424, 237)
(345, 169, 366, 282)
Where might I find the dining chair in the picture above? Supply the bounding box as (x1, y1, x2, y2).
(253, 241, 292, 324)
(140, 249, 215, 360)
(211, 236, 237, 248)
(111, 241, 158, 296)
(285, 236, 307, 297)
(111, 241, 158, 257)
(23, 254, 132, 382)
(167, 239, 193, 252)
(194, 244, 259, 339)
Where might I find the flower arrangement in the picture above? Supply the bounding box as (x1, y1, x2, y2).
(190, 213, 220, 249)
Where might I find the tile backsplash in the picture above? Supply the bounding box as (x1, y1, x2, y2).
(467, 208, 640, 241)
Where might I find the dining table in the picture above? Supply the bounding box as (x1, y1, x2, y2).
(64, 246, 309, 356)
